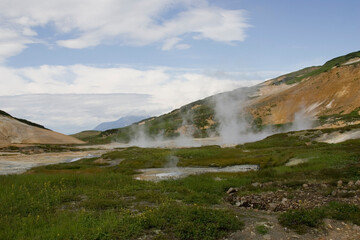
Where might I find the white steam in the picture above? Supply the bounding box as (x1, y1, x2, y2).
(289, 108, 315, 131)
(121, 88, 315, 148)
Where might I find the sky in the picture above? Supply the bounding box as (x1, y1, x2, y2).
(0, 0, 359, 134)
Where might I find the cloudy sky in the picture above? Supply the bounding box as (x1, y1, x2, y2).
(0, 0, 359, 134)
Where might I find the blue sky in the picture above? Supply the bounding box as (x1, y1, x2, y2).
(0, 0, 359, 133)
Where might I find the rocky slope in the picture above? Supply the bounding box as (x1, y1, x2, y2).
(249, 57, 360, 126)
(0, 111, 84, 146)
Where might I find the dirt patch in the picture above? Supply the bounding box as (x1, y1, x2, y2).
(226, 182, 360, 212)
(285, 158, 309, 166)
(135, 165, 259, 181)
(316, 129, 360, 143)
(343, 57, 360, 65)
(227, 207, 360, 240)
(191, 104, 201, 110)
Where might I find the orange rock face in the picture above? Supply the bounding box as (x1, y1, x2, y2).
(247, 64, 360, 125)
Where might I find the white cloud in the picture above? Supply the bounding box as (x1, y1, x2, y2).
(0, 27, 35, 62)
(162, 37, 190, 51)
(0, 94, 156, 134)
(0, 0, 250, 60)
(0, 64, 279, 133)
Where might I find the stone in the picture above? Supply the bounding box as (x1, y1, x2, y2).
(355, 180, 360, 186)
(348, 181, 354, 187)
(252, 182, 261, 187)
(227, 187, 237, 194)
(331, 190, 337, 196)
(263, 182, 273, 187)
(235, 201, 241, 207)
(281, 198, 288, 204)
(263, 234, 271, 240)
(268, 203, 278, 211)
(337, 180, 343, 188)
(321, 183, 328, 188)
(302, 184, 309, 188)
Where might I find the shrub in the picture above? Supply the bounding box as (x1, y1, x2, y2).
(278, 208, 325, 234)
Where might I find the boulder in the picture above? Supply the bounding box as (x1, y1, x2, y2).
(226, 187, 238, 194)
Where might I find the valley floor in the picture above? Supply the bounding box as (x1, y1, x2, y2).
(1, 129, 360, 239)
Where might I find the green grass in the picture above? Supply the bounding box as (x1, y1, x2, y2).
(0, 172, 243, 239)
(1, 125, 360, 239)
(271, 66, 320, 85)
(279, 202, 360, 234)
(285, 50, 360, 84)
(140, 204, 242, 240)
(255, 225, 269, 235)
(278, 208, 325, 234)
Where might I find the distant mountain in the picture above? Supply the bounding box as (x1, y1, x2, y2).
(0, 110, 84, 146)
(94, 115, 149, 131)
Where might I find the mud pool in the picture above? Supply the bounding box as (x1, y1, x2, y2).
(0, 151, 105, 175)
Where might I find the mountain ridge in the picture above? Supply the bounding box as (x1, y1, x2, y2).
(73, 50, 360, 144)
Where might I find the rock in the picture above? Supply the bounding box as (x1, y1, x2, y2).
(348, 181, 354, 187)
(252, 182, 261, 187)
(281, 198, 288, 204)
(353, 225, 360, 231)
(321, 183, 328, 188)
(263, 182, 273, 187)
(263, 234, 271, 240)
(355, 180, 360, 186)
(302, 184, 309, 188)
(268, 203, 278, 211)
(337, 180, 343, 188)
(331, 190, 337, 196)
(235, 201, 241, 207)
(227, 187, 238, 194)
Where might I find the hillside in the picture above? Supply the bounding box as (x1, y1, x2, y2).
(94, 115, 149, 131)
(0, 111, 85, 146)
(249, 51, 360, 126)
(74, 51, 360, 144)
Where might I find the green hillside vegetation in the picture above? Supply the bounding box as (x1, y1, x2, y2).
(71, 130, 102, 141)
(74, 89, 263, 144)
(74, 99, 218, 144)
(318, 107, 360, 125)
(271, 66, 320, 85)
(1, 124, 360, 239)
(285, 51, 360, 84)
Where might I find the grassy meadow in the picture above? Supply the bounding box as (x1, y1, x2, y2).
(1, 131, 360, 239)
